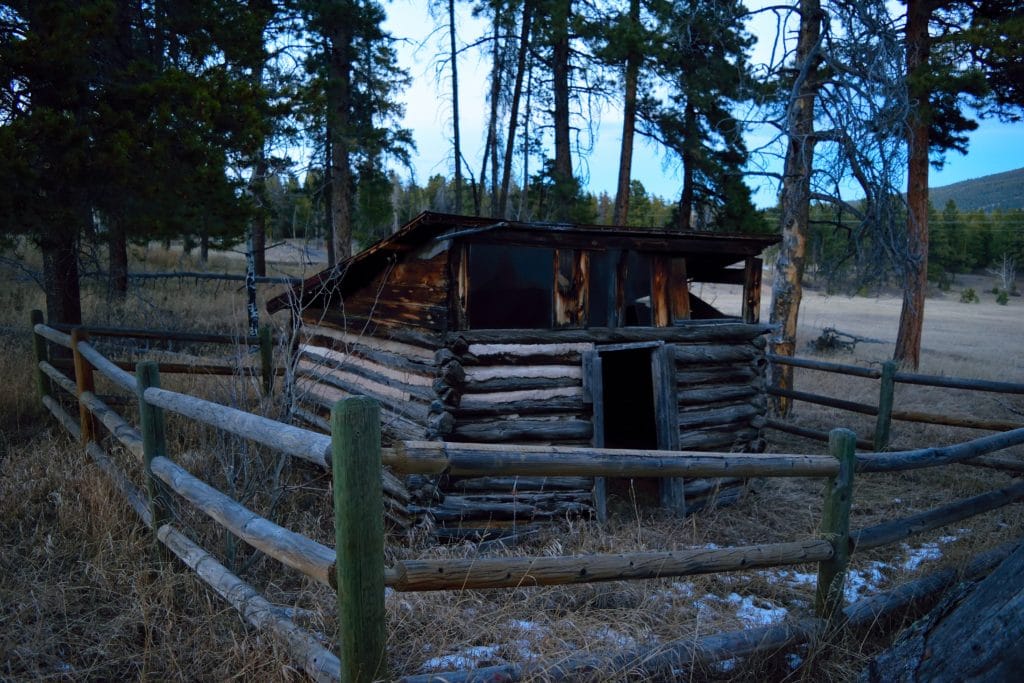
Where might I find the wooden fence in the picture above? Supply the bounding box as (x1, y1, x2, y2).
(766, 353, 1024, 452)
(29, 311, 1024, 681)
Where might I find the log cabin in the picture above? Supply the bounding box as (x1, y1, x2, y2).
(267, 212, 780, 538)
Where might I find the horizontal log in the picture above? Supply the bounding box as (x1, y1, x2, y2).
(150, 456, 336, 588)
(856, 427, 1024, 473)
(387, 538, 833, 591)
(452, 418, 593, 443)
(461, 342, 591, 366)
(449, 323, 772, 346)
(78, 391, 144, 460)
(448, 476, 594, 492)
(683, 477, 745, 498)
(766, 353, 881, 379)
(383, 441, 839, 478)
(33, 323, 73, 349)
(676, 403, 759, 430)
(296, 382, 430, 441)
(893, 370, 1024, 395)
(673, 345, 759, 365)
(290, 405, 331, 433)
(143, 386, 331, 468)
(50, 357, 274, 378)
(462, 375, 582, 393)
(890, 408, 1024, 432)
(86, 441, 153, 528)
(300, 343, 434, 389)
(464, 364, 582, 384)
(39, 361, 78, 396)
(967, 454, 1024, 473)
(676, 384, 758, 406)
(51, 322, 265, 345)
(156, 524, 341, 683)
(42, 395, 82, 439)
(443, 492, 593, 507)
(294, 361, 431, 422)
(302, 323, 436, 364)
(302, 307, 442, 348)
(767, 385, 878, 416)
(74, 341, 138, 392)
(763, 418, 874, 451)
(453, 394, 585, 417)
(676, 365, 759, 386)
(297, 352, 434, 405)
(677, 427, 761, 451)
(852, 480, 1024, 551)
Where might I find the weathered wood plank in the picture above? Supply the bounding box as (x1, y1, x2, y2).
(384, 441, 840, 478)
(302, 323, 436, 362)
(674, 344, 759, 365)
(742, 257, 762, 324)
(295, 379, 431, 441)
(553, 249, 587, 328)
(294, 360, 432, 421)
(464, 364, 583, 383)
(815, 429, 857, 619)
(651, 255, 671, 327)
(676, 403, 759, 430)
(78, 391, 144, 460)
(451, 323, 773, 345)
(670, 258, 691, 323)
(452, 417, 593, 443)
(387, 539, 833, 591)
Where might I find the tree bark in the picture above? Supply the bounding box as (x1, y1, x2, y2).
(327, 21, 353, 262)
(893, 0, 930, 370)
(612, 0, 640, 227)
(768, 0, 823, 416)
(448, 0, 463, 214)
(551, 0, 573, 220)
(859, 540, 1024, 682)
(499, 0, 533, 219)
(108, 217, 128, 297)
(41, 230, 83, 327)
(675, 102, 697, 231)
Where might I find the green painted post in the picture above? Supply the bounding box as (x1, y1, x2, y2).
(331, 397, 387, 683)
(873, 361, 897, 451)
(815, 428, 858, 621)
(137, 361, 170, 552)
(31, 309, 50, 402)
(259, 324, 274, 395)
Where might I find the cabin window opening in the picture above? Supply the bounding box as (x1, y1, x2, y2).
(623, 251, 652, 326)
(588, 250, 612, 327)
(467, 244, 554, 328)
(688, 277, 742, 320)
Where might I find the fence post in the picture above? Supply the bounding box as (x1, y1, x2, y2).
(31, 309, 50, 402)
(873, 361, 897, 451)
(815, 428, 857, 621)
(259, 324, 274, 396)
(331, 397, 387, 683)
(137, 361, 171, 556)
(71, 328, 97, 445)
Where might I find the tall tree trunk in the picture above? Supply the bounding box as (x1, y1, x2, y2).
(499, 1, 533, 219)
(327, 25, 353, 263)
(551, 0, 573, 220)
(448, 0, 463, 214)
(519, 62, 533, 220)
(894, 0, 930, 370)
(324, 127, 336, 267)
(480, 8, 503, 217)
(675, 102, 697, 231)
(41, 231, 83, 327)
(768, 0, 823, 416)
(108, 217, 128, 297)
(251, 153, 269, 277)
(612, 0, 640, 226)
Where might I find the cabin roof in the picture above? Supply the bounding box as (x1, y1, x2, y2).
(267, 211, 780, 313)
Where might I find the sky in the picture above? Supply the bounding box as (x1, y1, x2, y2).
(382, 1, 1024, 209)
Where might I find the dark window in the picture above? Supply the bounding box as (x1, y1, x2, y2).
(623, 251, 652, 326)
(588, 251, 613, 327)
(468, 244, 553, 328)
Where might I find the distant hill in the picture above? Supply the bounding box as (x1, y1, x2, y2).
(930, 168, 1024, 212)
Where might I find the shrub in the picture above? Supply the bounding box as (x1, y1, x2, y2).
(960, 288, 979, 303)
(996, 290, 1009, 305)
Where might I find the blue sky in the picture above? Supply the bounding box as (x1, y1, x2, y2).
(384, 1, 1024, 209)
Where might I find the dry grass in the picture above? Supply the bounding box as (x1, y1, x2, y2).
(2, 249, 1022, 681)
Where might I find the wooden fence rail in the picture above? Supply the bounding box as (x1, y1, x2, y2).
(766, 353, 1024, 449)
(28, 311, 1024, 681)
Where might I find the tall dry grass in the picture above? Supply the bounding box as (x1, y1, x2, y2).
(2, 247, 1022, 681)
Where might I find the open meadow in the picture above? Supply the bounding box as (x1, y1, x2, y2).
(2, 246, 1022, 681)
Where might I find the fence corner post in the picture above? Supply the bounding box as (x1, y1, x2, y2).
(259, 324, 274, 396)
(815, 427, 857, 622)
(71, 328, 97, 445)
(873, 361, 897, 451)
(331, 397, 387, 683)
(137, 361, 170, 558)
(31, 309, 50, 402)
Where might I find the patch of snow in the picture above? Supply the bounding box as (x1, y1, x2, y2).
(671, 581, 695, 598)
(902, 542, 943, 572)
(509, 619, 544, 634)
(725, 593, 789, 627)
(938, 535, 959, 544)
(893, 497, 902, 503)
(421, 645, 502, 672)
(591, 625, 637, 649)
(787, 653, 804, 670)
(717, 658, 738, 672)
(843, 561, 890, 602)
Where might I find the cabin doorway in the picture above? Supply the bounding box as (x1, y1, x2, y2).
(587, 343, 683, 517)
